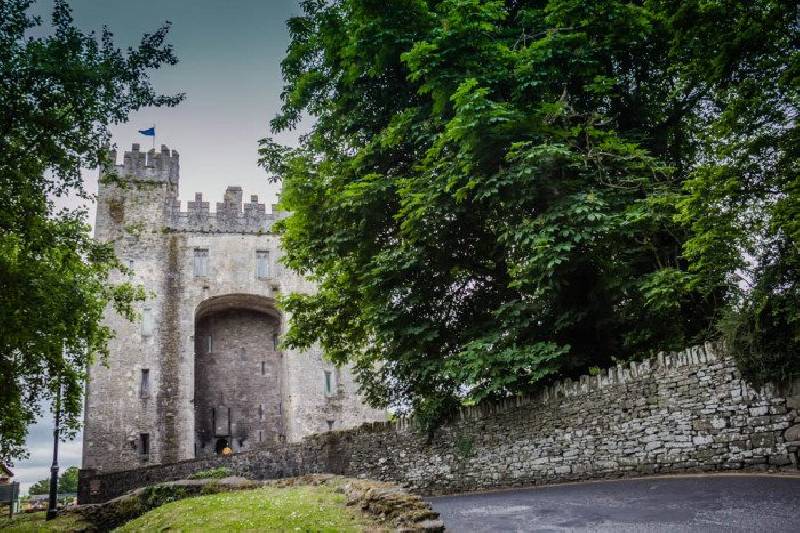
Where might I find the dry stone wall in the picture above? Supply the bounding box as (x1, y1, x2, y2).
(80, 344, 800, 503)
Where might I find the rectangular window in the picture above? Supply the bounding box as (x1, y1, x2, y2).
(324, 370, 333, 395)
(206, 334, 212, 354)
(139, 369, 150, 398)
(193, 248, 209, 277)
(258, 430, 263, 443)
(259, 404, 264, 421)
(139, 433, 150, 457)
(141, 308, 154, 337)
(127, 259, 134, 270)
(260, 361, 266, 375)
(256, 250, 269, 279)
(272, 334, 279, 351)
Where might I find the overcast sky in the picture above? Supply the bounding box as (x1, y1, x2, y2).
(14, 0, 307, 495)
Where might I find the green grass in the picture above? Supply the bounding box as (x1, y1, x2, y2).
(0, 511, 91, 532)
(114, 485, 380, 532)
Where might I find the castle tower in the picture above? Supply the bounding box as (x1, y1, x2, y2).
(83, 143, 384, 473)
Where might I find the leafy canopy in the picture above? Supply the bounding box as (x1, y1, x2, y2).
(0, 0, 182, 462)
(27, 466, 78, 495)
(263, 0, 799, 424)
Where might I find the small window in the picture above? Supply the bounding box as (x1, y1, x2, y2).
(326, 420, 334, 431)
(141, 308, 154, 337)
(206, 334, 213, 354)
(272, 334, 279, 351)
(139, 433, 150, 457)
(127, 259, 134, 270)
(256, 250, 269, 279)
(259, 404, 264, 421)
(260, 361, 266, 375)
(324, 370, 333, 395)
(258, 430, 263, 443)
(194, 248, 209, 277)
(139, 369, 150, 398)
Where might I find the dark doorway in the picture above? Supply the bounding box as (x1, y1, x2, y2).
(215, 438, 228, 455)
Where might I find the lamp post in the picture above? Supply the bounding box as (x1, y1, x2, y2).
(46, 378, 61, 521)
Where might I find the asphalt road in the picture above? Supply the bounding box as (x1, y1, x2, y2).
(428, 474, 800, 532)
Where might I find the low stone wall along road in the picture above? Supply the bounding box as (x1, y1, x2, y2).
(428, 474, 800, 532)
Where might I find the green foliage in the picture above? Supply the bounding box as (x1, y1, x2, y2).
(27, 466, 79, 496)
(0, 0, 182, 462)
(455, 435, 474, 459)
(264, 0, 799, 420)
(58, 466, 78, 494)
(142, 485, 188, 509)
(188, 467, 233, 480)
(27, 478, 50, 496)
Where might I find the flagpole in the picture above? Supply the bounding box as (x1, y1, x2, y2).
(152, 124, 156, 150)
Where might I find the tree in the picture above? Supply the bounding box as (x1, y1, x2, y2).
(27, 478, 50, 496)
(58, 465, 78, 494)
(262, 0, 798, 426)
(0, 0, 183, 462)
(25, 466, 77, 496)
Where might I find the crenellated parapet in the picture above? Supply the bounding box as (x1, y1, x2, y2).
(105, 143, 179, 183)
(170, 186, 285, 233)
(102, 144, 285, 234)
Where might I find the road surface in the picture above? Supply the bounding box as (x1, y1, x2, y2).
(428, 474, 800, 532)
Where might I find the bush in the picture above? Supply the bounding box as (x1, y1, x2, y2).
(187, 467, 233, 480)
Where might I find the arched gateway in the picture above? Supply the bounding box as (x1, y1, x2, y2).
(194, 294, 283, 456)
(82, 143, 385, 473)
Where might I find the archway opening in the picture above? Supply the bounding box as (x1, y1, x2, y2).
(194, 294, 283, 458)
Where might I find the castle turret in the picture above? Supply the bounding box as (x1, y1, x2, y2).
(95, 144, 180, 242)
(107, 143, 180, 183)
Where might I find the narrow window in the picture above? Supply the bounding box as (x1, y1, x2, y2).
(324, 370, 333, 395)
(139, 433, 150, 457)
(193, 248, 209, 277)
(258, 430, 263, 443)
(256, 250, 269, 278)
(260, 361, 266, 375)
(139, 369, 150, 398)
(326, 420, 334, 431)
(272, 334, 279, 351)
(259, 404, 264, 421)
(127, 259, 134, 270)
(206, 334, 213, 354)
(141, 307, 154, 337)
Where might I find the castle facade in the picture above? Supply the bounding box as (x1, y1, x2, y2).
(82, 143, 384, 472)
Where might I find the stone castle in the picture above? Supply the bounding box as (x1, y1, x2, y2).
(82, 143, 384, 472)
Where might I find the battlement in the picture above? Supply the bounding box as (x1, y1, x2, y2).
(101, 143, 285, 233)
(170, 186, 284, 233)
(105, 143, 179, 183)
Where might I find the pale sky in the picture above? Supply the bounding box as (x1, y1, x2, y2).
(15, 0, 308, 495)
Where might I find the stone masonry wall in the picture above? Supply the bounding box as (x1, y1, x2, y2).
(80, 344, 800, 503)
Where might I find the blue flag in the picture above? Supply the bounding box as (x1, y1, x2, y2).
(138, 127, 155, 136)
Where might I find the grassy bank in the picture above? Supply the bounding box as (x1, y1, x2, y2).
(0, 511, 91, 532)
(115, 484, 379, 532)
